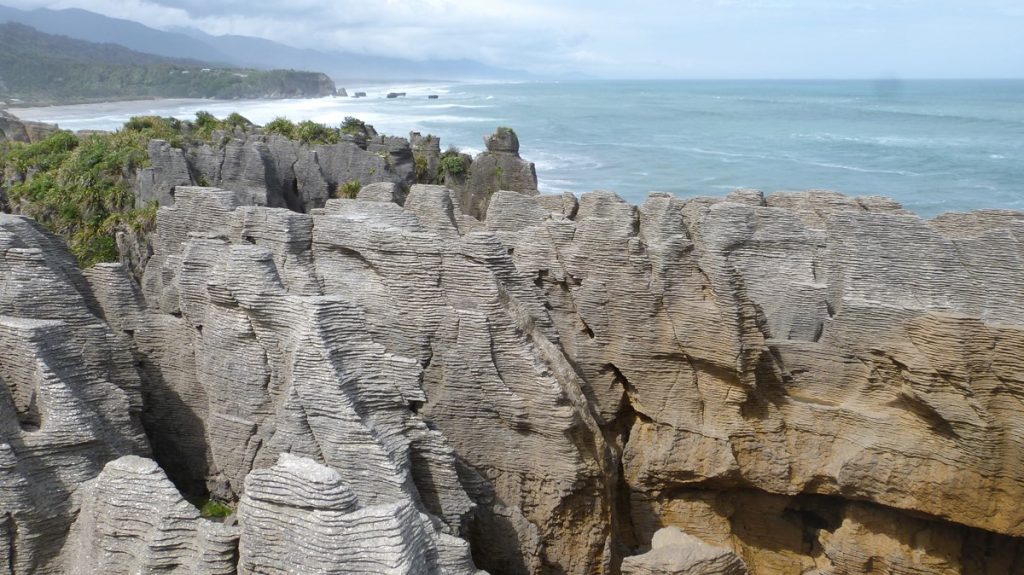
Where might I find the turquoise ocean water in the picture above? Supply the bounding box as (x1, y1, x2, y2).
(14, 80, 1024, 217)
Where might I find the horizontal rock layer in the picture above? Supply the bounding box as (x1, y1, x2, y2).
(3, 175, 1024, 574)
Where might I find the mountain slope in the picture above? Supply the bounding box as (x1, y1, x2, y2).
(0, 4, 528, 81)
(179, 28, 530, 81)
(0, 5, 232, 64)
(0, 23, 335, 105)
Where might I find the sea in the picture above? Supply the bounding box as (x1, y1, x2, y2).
(11, 80, 1024, 218)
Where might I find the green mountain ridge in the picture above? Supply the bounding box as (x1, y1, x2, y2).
(0, 4, 534, 82)
(0, 22, 336, 105)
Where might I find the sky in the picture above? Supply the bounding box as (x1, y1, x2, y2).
(4, 0, 1024, 78)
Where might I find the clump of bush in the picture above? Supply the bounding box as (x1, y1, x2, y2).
(294, 120, 340, 145)
(340, 116, 366, 136)
(263, 116, 296, 139)
(198, 498, 234, 519)
(336, 179, 362, 199)
(1, 123, 164, 266)
(192, 110, 254, 141)
(414, 155, 430, 183)
(439, 146, 467, 176)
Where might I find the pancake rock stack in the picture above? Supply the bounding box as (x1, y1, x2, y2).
(487, 187, 1024, 573)
(0, 214, 150, 574)
(3, 133, 1024, 574)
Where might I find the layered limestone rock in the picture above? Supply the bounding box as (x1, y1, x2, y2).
(81, 184, 1024, 573)
(620, 526, 747, 575)
(137, 129, 419, 212)
(86, 184, 612, 574)
(488, 189, 1024, 573)
(3, 168, 1024, 575)
(60, 455, 238, 575)
(448, 127, 539, 219)
(88, 185, 487, 571)
(0, 214, 148, 574)
(135, 125, 538, 223)
(238, 453, 482, 574)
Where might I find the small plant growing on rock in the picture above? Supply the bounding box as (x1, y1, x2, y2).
(414, 155, 429, 182)
(263, 117, 296, 139)
(199, 499, 234, 519)
(193, 111, 220, 140)
(224, 113, 253, 130)
(337, 179, 362, 199)
(294, 120, 340, 145)
(340, 116, 366, 136)
(439, 146, 466, 176)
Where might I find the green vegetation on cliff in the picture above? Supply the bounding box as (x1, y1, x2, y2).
(0, 23, 336, 105)
(263, 116, 367, 145)
(0, 122, 171, 265)
(439, 146, 467, 176)
(0, 112, 372, 266)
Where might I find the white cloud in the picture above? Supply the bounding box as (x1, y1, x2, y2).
(2, 0, 1022, 77)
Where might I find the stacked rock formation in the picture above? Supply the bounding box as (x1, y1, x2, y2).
(445, 127, 539, 219)
(0, 214, 149, 574)
(137, 126, 538, 222)
(621, 527, 746, 575)
(138, 129, 416, 212)
(489, 188, 1024, 573)
(3, 133, 1024, 574)
(62, 455, 238, 575)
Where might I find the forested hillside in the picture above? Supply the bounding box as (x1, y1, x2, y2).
(0, 23, 335, 105)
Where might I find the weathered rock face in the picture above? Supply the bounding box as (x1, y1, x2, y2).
(412, 132, 443, 184)
(3, 177, 1024, 575)
(489, 188, 1024, 573)
(60, 455, 238, 575)
(136, 126, 539, 224)
(238, 453, 481, 574)
(0, 111, 57, 144)
(136, 130, 419, 213)
(0, 214, 149, 574)
(620, 526, 747, 575)
(101, 184, 608, 573)
(447, 128, 539, 220)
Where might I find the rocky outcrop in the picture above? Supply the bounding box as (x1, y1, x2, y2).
(0, 214, 148, 574)
(238, 453, 481, 574)
(491, 188, 1024, 573)
(132, 125, 538, 226)
(136, 129, 420, 214)
(621, 527, 747, 575)
(0, 111, 58, 144)
(60, 455, 238, 575)
(412, 132, 442, 184)
(447, 127, 539, 219)
(3, 170, 1024, 575)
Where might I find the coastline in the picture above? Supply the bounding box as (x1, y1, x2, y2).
(9, 79, 1022, 218)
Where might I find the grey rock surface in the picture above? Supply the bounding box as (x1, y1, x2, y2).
(137, 139, 193, 207)
(238, 453, 482, 574)
(449, 128, 538, 219)
(60, 455, 238, 575)
(0, 111, 57, 144)
(621, 527, 747, 575)
(0, 214, 148, 574)
(3, 175, 1024, 575)
(136, 129, 423, 214)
